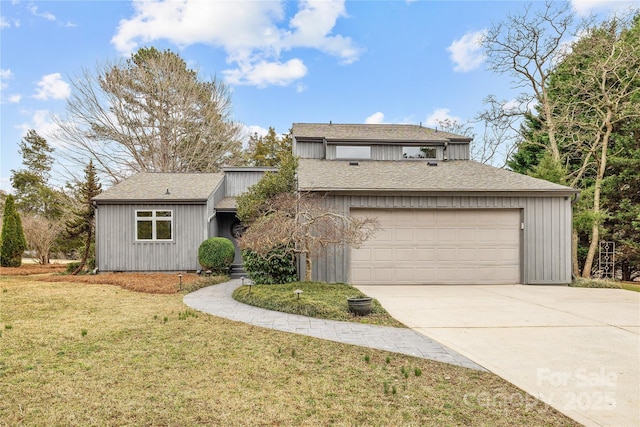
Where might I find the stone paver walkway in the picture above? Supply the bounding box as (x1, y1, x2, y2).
(183, 279, 485, 371)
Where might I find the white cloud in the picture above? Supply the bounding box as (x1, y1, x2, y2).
(224, 59, 308, 87)
(570, 0, 638, 17)
(8, 94, 21, 103)
(111, 0, 360, 88)
(240, 124, 270, 149)
(0, 68, 13, 90)
(1, 16, 10, 29)
(28, 4, 56, 21)
(447, 29, 487, 72)
(17, 110, 60, 142)
(365, 112, 385, 124)
(425, 108, 461, 127)
(283, 0, 361, 64)
(33, 73, 71, 100)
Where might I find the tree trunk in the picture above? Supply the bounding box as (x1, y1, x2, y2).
(73, 228, 92, 276)
(581, 120, 612, 277)
(572, 226, 580, 278)
(304, 255, 312, 282)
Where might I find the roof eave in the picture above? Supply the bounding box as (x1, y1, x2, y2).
(297, 188, 579, 197)
(93, 198, 208, 205)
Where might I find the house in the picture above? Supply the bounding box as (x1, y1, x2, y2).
(94, 122, 577, 285)
(92, 167, 275, 273)
(293, 123, 578, 285)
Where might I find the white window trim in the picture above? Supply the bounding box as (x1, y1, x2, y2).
(135, 209, 174, 242)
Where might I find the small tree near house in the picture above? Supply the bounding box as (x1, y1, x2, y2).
(238, 192, 380, 281)
(65, 160, 102, 275)
(1, 195, 27, 267)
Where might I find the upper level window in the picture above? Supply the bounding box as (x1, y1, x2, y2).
(403, 146, 437, 159)
(136, 210, 173, 241)
(336, 146, 371, 159)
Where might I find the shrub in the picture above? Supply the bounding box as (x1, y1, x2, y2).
(242, 246, 298, 285)
(198, 237, 235, 273)
(1, 195, 27, 267)
(65, 262, 83, 274)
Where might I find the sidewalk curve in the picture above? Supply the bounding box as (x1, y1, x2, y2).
(183, 279, 485, 371)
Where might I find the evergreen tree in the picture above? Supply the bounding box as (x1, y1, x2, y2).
(245, 128, 293, 167)
(10, 129, 62, 220)
(1, 195, 27, 267)
(65, 160, 102, 274)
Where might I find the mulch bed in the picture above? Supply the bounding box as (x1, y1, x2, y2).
(2, 264, 202, 294)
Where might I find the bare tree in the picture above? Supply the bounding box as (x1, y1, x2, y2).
(483, 1, 577, 163)
(473, 95, 527, 166)
(238, 192, 380, 281)
(21, 214, 63, 265)
(55, 47, 243, 182)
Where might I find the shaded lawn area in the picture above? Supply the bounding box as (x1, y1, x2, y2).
(0, 276, 579, 427)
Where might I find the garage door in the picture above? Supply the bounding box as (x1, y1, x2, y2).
(351, 209, 521, 285)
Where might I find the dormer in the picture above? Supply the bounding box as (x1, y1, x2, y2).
(291, 123, 472, 161)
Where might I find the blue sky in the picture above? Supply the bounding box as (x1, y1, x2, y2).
(0, 0, 635, 191)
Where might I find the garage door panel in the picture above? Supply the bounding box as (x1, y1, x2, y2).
(457, 228, 477, 242)
(395, 248, 415, 262)
(395, 228, 415, 242)
(373, 248, 393, 261)
(351, 268, 371, 282)
(436, 248, 456, 261)
(351, 209, 520, 285)
(458, 248, 479, 262)
(415, 248, 435, 261)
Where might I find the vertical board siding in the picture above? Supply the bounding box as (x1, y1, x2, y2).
(310, 194, 572, 285)
(225, 171, 269, 196)
(96, 204, 207, 271)
(296, 141, 325, 159)
(447, 143, 469, 160)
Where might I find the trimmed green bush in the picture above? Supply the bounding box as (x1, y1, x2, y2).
(242, 246, 298, 285)
(1, 195, 27, 267)
(198, 237, 235, 273)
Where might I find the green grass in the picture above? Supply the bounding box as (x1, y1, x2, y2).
(621, 282, 640, 292)
(569, 278, 640, 293)
(0, 276, 579, 426)
(233, 281, 405, 327)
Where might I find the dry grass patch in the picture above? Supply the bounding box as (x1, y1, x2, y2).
(0, 276, 579, 426)
(0, 263, 225, 294)
(38, 272, 207, 294)
(0, 263, 67, 276)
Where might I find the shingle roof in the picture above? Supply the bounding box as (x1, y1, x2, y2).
(297, 159, 577, 193)
(292, 123, 471, 142)
(93, 172, 224, 202)
(215, 197, 237, 210)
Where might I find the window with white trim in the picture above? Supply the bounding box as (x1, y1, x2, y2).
(136, 210, 173, 241)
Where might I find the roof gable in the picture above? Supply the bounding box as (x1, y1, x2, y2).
(93, 172, 224, 203)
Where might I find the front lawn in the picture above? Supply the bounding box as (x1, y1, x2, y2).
(233, 281, 405, 327)
(0, 275, 579, 426)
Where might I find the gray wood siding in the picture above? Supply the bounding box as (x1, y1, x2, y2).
(96, 203, 207, 271)
(295, 141, 325, 159)
(297, 140, 466, 161)
(225, 171, 269, 196)
(306, 195, 572, 285)
(447, 143, 469, 160)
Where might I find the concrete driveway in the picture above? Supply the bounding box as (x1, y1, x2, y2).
(355, 284, 640, 427)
